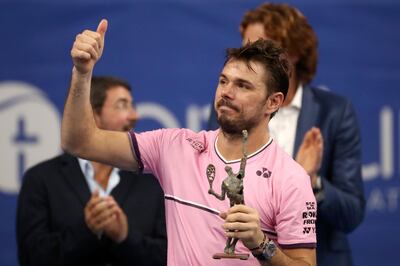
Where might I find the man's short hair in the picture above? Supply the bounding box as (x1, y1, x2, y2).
(225, 39, 290, 100)
(90, 76, 132, 114)
(240, 3, 318, 85)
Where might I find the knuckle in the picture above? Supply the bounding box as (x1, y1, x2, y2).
(94, 32, 101, 41)
(90, 39, 97, 48)
(73, 41, 80, 49)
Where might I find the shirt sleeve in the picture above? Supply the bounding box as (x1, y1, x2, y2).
(127, 128, 181, 185)
(275, 168, 317, 249)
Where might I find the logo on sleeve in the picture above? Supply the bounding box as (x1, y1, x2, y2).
(302, 202, 317, 234)
(306, 201, 316, 210)
(186, 137, 205, 152)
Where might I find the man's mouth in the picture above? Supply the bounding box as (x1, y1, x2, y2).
(217, 99, 239, 112)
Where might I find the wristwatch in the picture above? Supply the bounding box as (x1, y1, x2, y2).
(252, 239, 277, 261)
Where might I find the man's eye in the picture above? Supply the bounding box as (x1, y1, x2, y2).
(116, 102, 129, 109)
(237, 82, 247, 89)
(219, 79, 227, 85)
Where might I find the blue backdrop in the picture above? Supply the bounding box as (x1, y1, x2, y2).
(1, 0, 399, 265)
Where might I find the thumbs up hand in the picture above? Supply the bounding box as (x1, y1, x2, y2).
(70, 19, 108, 74)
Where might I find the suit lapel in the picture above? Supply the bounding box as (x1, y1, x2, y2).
(60, 154, 91, 205)
(293, 86, 320, 156)
(111, 171, 134, 206)
(60, 154, 134, 206)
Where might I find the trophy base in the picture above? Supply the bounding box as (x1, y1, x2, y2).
(212, 252, 249, 260)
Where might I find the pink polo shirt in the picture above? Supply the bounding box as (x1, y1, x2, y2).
(128, 128, 316, 266)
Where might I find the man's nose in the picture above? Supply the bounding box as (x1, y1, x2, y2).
(220, 83, 235, 98)
(128, 108, 139, 123)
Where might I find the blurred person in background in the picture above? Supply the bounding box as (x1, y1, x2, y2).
(17, 76, 167, 266)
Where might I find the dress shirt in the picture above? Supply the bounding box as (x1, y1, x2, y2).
(78, 158, 120, 197)
(269, 85, 303, 157)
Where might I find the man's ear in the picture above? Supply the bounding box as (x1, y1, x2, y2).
(93, 111, 101, 127)
(266, 92, 284, 115)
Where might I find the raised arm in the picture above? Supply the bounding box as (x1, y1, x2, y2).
(208, 184, 227, 201)
(61, 20, 138, 171)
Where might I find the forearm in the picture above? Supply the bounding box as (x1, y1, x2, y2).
(61, 67, 96, 156)
(257, 248, 315, 266)
(62, 20, 107, 157)
(250, 236, 315, 266)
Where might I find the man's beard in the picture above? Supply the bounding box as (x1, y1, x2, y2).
(216, 99, 260, 136)
(217, 113, 259, 136)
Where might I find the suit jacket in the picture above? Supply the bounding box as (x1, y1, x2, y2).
(208, 86, 365, 266)
(17, 153, 167, 266)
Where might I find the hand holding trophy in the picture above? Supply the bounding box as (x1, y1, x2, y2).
(207, 129, 249, 260)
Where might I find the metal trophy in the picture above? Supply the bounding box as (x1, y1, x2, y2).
(207, 129, 249, 260)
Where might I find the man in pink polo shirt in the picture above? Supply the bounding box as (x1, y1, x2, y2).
(62, 19, 316, 266)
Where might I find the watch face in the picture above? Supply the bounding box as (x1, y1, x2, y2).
(264, 240, 277, 259)
(254, 240, 277, 261)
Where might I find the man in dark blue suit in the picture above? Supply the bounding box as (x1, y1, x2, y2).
(17, 77, 167, 266)
(208, 3, 365, 266)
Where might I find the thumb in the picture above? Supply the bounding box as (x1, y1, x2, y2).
(303, 130, 312, 146)
(96, 19, 108, 38)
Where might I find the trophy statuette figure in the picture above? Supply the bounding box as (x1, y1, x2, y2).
(207, 129, 249, 260)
